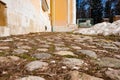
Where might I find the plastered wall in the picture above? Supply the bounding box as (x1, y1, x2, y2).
(50, 0, 77, 32)
(0, 0, 51, 37)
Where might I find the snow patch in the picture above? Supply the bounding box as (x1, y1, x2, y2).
(74, 20, 120, 36)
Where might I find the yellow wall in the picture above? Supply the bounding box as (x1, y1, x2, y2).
(54, 0, 68, 26)
(50, 0, 69, 26)
(50, 0, 75, 27)
(0, 2, 7, 26)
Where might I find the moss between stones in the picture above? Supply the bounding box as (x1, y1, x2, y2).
(18, 54, 37, 61)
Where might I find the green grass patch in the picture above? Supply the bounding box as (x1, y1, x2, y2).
(0, 52, 6, 56)
(48, 44, 55, 52)
(18, 54, 37, 61)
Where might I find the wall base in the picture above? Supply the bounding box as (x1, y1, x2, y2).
(53, 24, 78, 32)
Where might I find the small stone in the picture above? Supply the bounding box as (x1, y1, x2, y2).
(87, 45, 97, 48)
(108, 68, 114, 71)
(113, 42, 120, 47)
(80, 73, 104, 80)
(0, 46, 10, 50)
(69, 71, 80, 80)
(62, 66, 67, 69)
(0, 56, 20, 63)
(0, 57, 9, 63)
(0, 38, 13, 42)
(7, 56, 20, 61)
(0, 50, 3, 52)
(2, 71, 8, 74)
(115, 55, 120, 59)
(39, 45, 50, 48)
(50, 60, 56, 64)
(55, 47, 70, 51)
(54, 43, 65, 47)
(54, 51, 76, 56)
(78, 50, 97, 58)
(93, 49, 108, 53)
(105, 70, 120, 80)
(18, 45, 31, 50)
(62, 58, 84, 68)
(72, 66, 80, 70)
(13, 49, 29, 54)
(33, 53, 52, 59)
(37, 48, 48, 52)
(71, 46, 82, 50)
(16, 76, 45, 80)
(103, 46, 119, 50)
(69, 71, 103, 80)
(92, 57, 120, 68)
(19, 39, 28, 41)
(103, 43, 119, 50)
(25, 61, 48, 71)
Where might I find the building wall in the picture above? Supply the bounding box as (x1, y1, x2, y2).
(50, 0, 77, 32)
(55, 0, 68, 26)
(0, 0, 51, 37)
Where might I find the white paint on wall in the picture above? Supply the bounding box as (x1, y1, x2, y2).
(0, 0, 51, 36)
(72, 0, 76, 24)
(68, 0, 70, 24)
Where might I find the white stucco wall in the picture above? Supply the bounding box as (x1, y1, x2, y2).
(0, 0, 51, 37)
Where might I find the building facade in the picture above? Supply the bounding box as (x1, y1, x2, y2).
(0, 0, 51, 36)
(50, 0, 77, 32)
(0, 0, 76, 37)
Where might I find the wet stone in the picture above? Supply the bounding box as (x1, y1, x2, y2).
(13, 49, 29, 54)
(33, 53, 52, 59)
(25, 61, 48, 71)
(92, 57, 120, 68)
(77, 50, 97, 59)
(62, 58, 84, 69)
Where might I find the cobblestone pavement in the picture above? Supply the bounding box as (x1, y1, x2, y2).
(0, 32, 120, 80)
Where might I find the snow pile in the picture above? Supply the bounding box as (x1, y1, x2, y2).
(74, 20, 120, 36)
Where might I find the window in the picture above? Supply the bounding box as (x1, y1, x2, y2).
(0, 1, 7, 26)
(42, 0, 49, 12)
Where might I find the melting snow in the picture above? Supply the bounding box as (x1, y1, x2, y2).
(74, 20, 120, 36)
